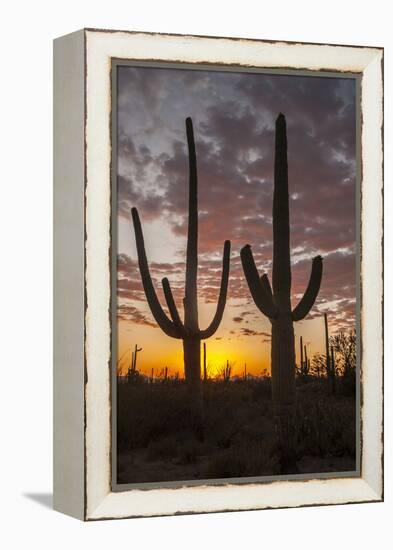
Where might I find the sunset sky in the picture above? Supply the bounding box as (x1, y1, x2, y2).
(115, 65, 357, 378)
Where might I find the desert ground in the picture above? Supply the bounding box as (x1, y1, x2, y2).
(117, 374, 356, 484)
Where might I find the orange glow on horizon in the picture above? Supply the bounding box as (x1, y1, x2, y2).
(117, 314, 330, 379)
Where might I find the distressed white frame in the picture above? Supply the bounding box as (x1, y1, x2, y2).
(55, 29, 383, 521)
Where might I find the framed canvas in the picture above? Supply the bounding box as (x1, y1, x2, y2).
(53, 28, 383, 520)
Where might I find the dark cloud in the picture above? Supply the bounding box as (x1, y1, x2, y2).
(241, 328, 271, 337)
(117, 66, 357, 332)
(117, 304, 157, 327)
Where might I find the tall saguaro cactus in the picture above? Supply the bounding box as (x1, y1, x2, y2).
(240, 113, 323, 471)
(131, 117, 231, 409)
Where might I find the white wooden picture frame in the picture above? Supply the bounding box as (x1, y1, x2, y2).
(53, 28, 383, 521)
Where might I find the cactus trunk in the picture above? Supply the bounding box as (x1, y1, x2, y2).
(271, 317, 296, 469)
(271, 319, 296, 412)
(203, 342, 207, 381)
(183, 337, 201, 383)
(241, 113, 323, 473)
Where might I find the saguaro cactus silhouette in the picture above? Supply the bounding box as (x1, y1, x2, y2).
(131, 344, 142, 372)
(298, 336, 309, 378)
(131, 117, 231, 411)
(222, 360, 232, 382)
(304, 343, 310, 377)
(240, 113, 323, 471)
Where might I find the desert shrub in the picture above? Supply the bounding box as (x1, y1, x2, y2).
(339, 370, 356, 397)
(214, 423, 237, 449)
(146, 435, 178, 461)
(295, 391, 356, 458)
(251, 378, 272, 401)
(177, 438, 203, 465)
(117, 382, 194, 450)
(117, 376, 356, 483)
(238, 414, 275, 444)
(202, 442, 278, 479)
(146, 434, 205, 466)
(203, 449, 248, 478)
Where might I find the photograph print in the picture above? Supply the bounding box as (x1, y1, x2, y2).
(113, 62, 359, 486)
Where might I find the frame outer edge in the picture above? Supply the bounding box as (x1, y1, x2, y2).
(83, 29, 384, 520)
(53, 29, 86, 521)
(360, 49, 384, 500)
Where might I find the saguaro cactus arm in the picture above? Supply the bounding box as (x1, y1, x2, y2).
(240, 244, 277, 319)
(199, 240, 231, 339)
(260, 273, 274, 301)
(131, 207, 182, 339)
(162, 277, 188, 337)
(291, 255, 323, 321)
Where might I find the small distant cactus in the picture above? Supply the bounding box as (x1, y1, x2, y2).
(221, 360, 232, 382)
(324, 313, 335, 394)
(131, 118, 231, 413)
(298, 336, 309, 378)
(241, 114, 323, 471)
(303, 343, 309, 377)
(127, 344, 142, 383)
(132, 344, 142, 372)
